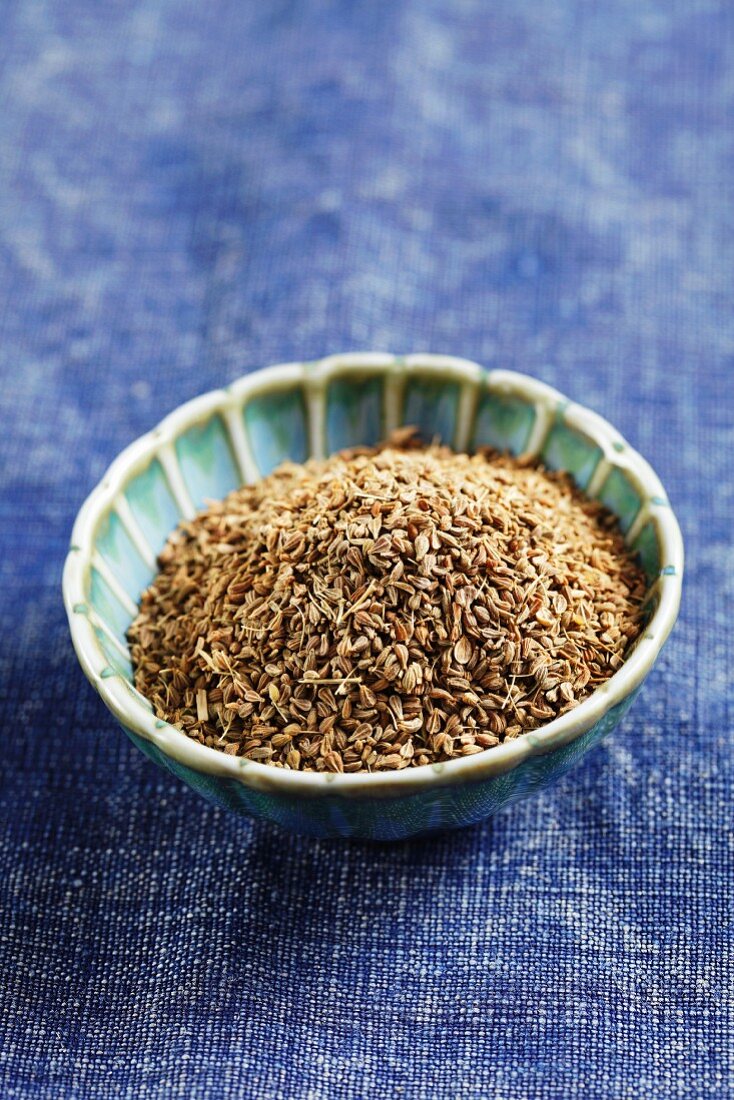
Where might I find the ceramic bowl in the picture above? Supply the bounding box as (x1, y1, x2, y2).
(63, 353, 683, 840)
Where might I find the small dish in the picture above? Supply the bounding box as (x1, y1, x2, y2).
(63, 353, 683, 840)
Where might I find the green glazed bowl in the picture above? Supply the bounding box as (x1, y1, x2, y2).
(63, 353, 683, 840)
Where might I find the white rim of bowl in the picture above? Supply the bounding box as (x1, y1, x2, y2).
(63, 353, 684, 798)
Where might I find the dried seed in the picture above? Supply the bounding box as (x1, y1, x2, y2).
(414, 533, 430, 561)
(454, 637, 473, 666)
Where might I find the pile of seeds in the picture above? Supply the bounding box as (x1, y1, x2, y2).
(129, 433, 647, 772)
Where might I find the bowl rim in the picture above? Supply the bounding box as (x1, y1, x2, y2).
(63, 353, 684, 799)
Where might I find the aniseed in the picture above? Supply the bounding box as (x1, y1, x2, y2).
(129, 433, 647, 772)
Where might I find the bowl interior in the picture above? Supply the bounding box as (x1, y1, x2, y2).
(66, 354, 682, 786)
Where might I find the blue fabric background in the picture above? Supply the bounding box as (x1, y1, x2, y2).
(1, 1, 732, 1097)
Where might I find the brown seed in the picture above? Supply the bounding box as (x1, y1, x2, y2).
(399, 716, 424, 734)
(323, 751, 344, 773)
(454, 637, 473, 666)
(414, 533, 430, 561)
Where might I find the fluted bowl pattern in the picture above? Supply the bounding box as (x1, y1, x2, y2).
(63, 354, 683, 840)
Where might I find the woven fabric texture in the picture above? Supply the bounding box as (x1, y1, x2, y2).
(1, 1, 732, 1097)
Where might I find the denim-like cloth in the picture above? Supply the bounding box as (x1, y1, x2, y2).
(0, 1, 732, 1097)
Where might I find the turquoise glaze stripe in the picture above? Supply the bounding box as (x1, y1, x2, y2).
(95, 509, 152, 601)
(597, 467, 642, 532)
(472, 392, 536, 455)
(124, 458, 181, 555)
(94, 627, 133, 681)
(89, 567, 132, 643)
(633, 520, 661, 579)
(326, 375, 383, 452)
(243, 387, 308, 475)
(175, 414, 240, 510)
(541, 423, 603, 489)
(403, 378, 460, 443)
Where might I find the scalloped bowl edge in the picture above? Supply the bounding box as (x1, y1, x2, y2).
(63, 353, 683, 819)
